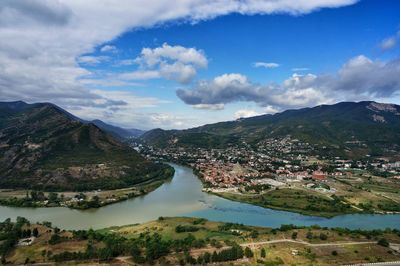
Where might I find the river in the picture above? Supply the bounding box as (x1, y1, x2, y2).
(0, 163, 399, 230)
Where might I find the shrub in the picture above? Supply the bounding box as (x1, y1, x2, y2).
(377, 238, 389, 247)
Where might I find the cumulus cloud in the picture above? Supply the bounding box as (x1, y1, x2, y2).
(0, 0, 359, 128)
(177, 55, 400, 110)
(333, 55, 400, 97)
(253, 62, 280, 68)
(125, 43, 208, 83)
(264, 105, 280, 114)
(177, 73, 329, 109)
(234, 109, 260, 119)
(68, 89, 182, 129)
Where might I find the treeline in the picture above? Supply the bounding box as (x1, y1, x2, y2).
(53, 229, 209, 264)
(0, 191, 62, 208)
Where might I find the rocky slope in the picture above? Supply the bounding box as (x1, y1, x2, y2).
(0, 101, 172, 191)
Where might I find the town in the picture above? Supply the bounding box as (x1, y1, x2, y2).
(133, 136, 400, 216)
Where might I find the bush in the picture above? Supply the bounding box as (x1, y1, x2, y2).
(377, 238, 389, 247)
(331, 250, 338, 256)
(244, 247, 254, 258)
(319, 233, 328, 240)
(260, 248, 266, 258)
(175, 225, 200, 233)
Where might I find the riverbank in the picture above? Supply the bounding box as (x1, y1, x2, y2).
(3, 217, 400, 265)
(186, 162, 400, 218)
(0, 174, 173, 210)
(1, 163, 400, 231)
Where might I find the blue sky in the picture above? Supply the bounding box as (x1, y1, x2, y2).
(1, 0, 400, 129)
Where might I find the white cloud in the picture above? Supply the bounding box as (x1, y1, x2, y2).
(253, 62, 280, 68)
(0, 0, 359, 128)
(292, 67, 310, 72)
(68, 89, 184, 129)
(264, 105, 279, 114)
(100, 45, 117, 53)
(129, 43, 207, 84)
(177, 55, 400, 110)
(77, 55, 109, 65)
(79, 79, 143, 87)
(192, 103, 225, 110)
(234, 109, 260, 119)
(118, 70, 160, 80)
(380, 31, 399, 51)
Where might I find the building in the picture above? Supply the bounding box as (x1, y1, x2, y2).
(312, 171, 326, 181)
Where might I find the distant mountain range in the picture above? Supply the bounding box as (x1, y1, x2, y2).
(90, 119, 145, 139)
(142, 101, 400, 159)
(0, 101, 170, 191)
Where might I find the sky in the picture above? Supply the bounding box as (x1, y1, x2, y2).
(0, 0, 399, 130)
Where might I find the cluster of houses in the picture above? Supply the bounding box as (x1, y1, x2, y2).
(132, 136, 400, 192)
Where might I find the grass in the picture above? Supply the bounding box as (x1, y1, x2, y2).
(100, 217, 261, 243)
(213, 187, 356, 217)
(6, 225, 88, 265)
(5, 217, 400, 265)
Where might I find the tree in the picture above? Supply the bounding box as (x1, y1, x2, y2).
(319, 233, 328, 240)
(48, 192, 58, 203)
(41, 249, 47, 260)
(99, 248, 113, 261)
(331, 250, 338, 256)
(260, 248, 266, 258)
(203, 252, 211, 263)
(211, 251, 218, 262)
(306, 231, 313, 239)
(250, 230, 259, 239)
(291, 232, 298, 240)
(33, 228, 39, 237)
(244, 247, 253, 258)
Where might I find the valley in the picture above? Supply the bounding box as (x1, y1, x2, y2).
(136, 102, 400, 218)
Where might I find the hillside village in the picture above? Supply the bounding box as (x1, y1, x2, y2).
(133, 136, 400, 215)
(135, 137, 400, 189)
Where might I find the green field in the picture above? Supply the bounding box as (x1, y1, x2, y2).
(4, 217, 400, 265)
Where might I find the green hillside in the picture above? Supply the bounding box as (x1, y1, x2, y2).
(142, 101, 400, 158)
(0, 101, 173, 191)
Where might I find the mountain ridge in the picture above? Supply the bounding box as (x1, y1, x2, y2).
(141, 101, 400, 158)
(0, 101, 172, 191)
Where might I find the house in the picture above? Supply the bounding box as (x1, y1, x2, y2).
(312, 171, 326, 181)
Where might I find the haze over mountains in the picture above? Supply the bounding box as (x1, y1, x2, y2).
(90, 119, 145, 139)
(0, 101, 170, 191)
(142, 101, 400, 159)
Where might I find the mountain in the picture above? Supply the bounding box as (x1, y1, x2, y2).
(141, 101, 400, 158)
(0, 101, 173, 191)
(91, 119, 145, 139)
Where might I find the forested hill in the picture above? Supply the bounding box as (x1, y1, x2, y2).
(0, 101, 173, 190)
(142, 101, 400, 158)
